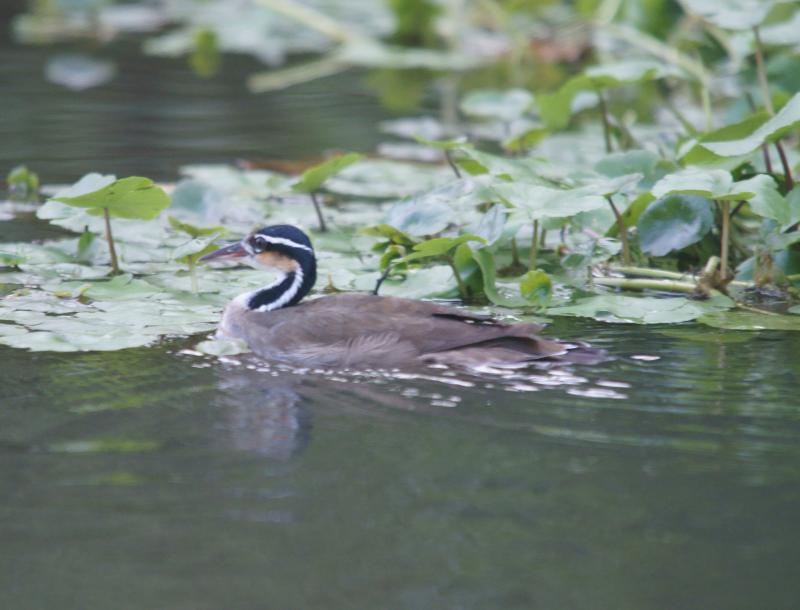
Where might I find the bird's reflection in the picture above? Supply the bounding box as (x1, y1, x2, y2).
(213, 364, 311, 461)
(206, 348, 626, 462)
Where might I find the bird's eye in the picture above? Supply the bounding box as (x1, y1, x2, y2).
(251, 235, 267, 252)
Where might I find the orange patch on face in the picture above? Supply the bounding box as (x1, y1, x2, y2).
(254, 251, 299, 272)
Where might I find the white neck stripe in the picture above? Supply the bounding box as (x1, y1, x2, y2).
(255, 267, 304, 312)
(256, 236, 313, 252)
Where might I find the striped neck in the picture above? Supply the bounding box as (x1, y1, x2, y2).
(237, 261, 316, 312)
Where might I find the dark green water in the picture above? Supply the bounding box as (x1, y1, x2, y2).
(3, 19, 800, 610)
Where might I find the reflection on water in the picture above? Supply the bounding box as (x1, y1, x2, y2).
(2, 320, 800, 609)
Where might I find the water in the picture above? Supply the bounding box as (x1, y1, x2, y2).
(3, 15, 800, 610)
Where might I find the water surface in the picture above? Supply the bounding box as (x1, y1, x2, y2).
(2, 17, 800, 610)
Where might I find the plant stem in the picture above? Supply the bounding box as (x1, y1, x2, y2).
(610, 263, 755, 288)
(610, 266, 692, 281)
(444, 150, 461, 178)
(511, 236, 520, 267)
(753, 26, 774, 114)
(102, 207, 120, 274)
(774, 141, 795, 190)
(746, 92, 774, 173)
(310, 192, 327, 232)
(719, 201, 730, 279)
(248, 57, 348, 93)
(751, 29, 794, 189)
(446, 255, 468, 301)
(528, 220, 539, 271)
(660, 83, 697, 135)
(189, 262, 198, 294)
(700, 82, 712, 132)
(703, 255, 720, 277)
(372, 265, 393, 295)
(593, 277, 699, 294)
(253, 0, 357, 43)
(598, 92, 613, 153)
(606, 195, 630, 264)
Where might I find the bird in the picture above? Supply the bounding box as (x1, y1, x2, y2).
(200, 225, 603, 369)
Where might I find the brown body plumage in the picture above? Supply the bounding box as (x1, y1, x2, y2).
(203, 225, 602, 370)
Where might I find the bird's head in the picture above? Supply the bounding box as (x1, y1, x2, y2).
(201, 225, 315, 274)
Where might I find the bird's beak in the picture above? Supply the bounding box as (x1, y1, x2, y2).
(199, 241, 248, 263)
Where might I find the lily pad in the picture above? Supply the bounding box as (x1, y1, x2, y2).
(548, 294, 733, 324)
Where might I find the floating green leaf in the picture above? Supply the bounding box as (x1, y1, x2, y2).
(548, 294, 733, 324)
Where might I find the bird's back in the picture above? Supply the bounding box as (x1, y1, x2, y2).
(221, 293, 591, 369)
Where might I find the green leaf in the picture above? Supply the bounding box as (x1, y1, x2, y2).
(0, 251, 25, 267)
(539, 60, 684, 129)
(168, 215, 225, 238)
(469, 248, 528, 307)
(460, 88, 535, 122)
(78, 274, 164, 301)
(519, 270, 552, 307)
(594, 149, 664, 188)
(385, 190, 456, 236)
(652, 170, 789, 224)
(360, 223, 417, 246)
(291, 153, 365, 193)
(637, 195, 715, 256)
(173, 233, 222, 264)
(7, 165, 39, 197)
(548, 294, 733, 324)
(652, 168, 735, 199)
(54, 176, 171, 220)
(494, 183, 608, 221)
(731, 175, 789, 225)
(698, 92, 800, 157)
(404, 234, 485, 261)
(413, 135, 472, 151)
(455, 149, 557, 185)
(681, 0, 781, 30)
